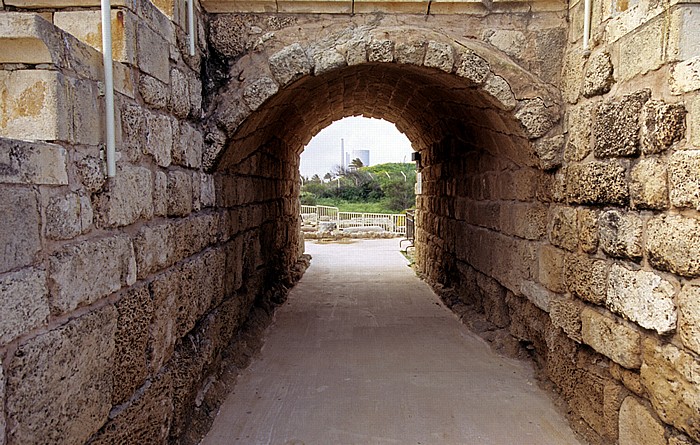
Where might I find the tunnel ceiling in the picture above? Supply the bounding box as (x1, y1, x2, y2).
(204, 29, 563, 172)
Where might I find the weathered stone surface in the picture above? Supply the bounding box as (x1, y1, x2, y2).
(0, 267, 49, 345)
(484, 29, 525, 60)
(476, 273, 509, 328)
(367, 39, 393, 63)
(455, 49, 489, 85)
(618, 396, 668, 445)
(647, 215, 700, 278)
(688, 94, 700, 149)
(483, 75, 516, 111)
(0, 357, 4, 445)
(77, 155, 106, 193)
(519, 280, 559, 313)
(533, 135, 564, 170)
(583, 52, 614, 97)
(515, 98, 555, 139)
(0, 138, 68, 185)
(170, 68, 191, 118)
(630, 158, 668, 210)
(138, 73, 169, 110)
(94, 164, 153, 227)
(243, 76, 279, 111)
(269, 43, 311, 86)
(424, 41, 454, 73)
(200, 173, 215, 208)
(669, 151, 700, 210)
(113, 285, 153, 405)
(669, 434, 695, 445)
(678, 283, 700, 355)
(5, 306, 116, 445)
(344, 36, 368, 66)
(145, 111, 173, 167)
(538, 244, 565, 293)
(577, 207, 599, 253)
(641, 339, 700, 441)
(153, 169, 168, 217)
(598, 210, 643, 261)
(45, 192, 93, 240)
(49, 234, 136, 314)
(565, 161, 629, 206)
(0, 186, 40, 273)
(311, 47, 346, 75)
(670, 56, 700, 95)
(167, 170, 193, 217)
(547, 205, 578, 252)
(174, 122, 203, 169)
(499, 203, 546, 240)
(565, 254, 609, 305)
(137, 22, 170, 83)
(581, 307, 641, 369)
(395, 41, 426, 66)
(606, 264, 677, 335)
(90, 371, 173, 445)
(641, 101, 686, 154)
(549, 296, 583, 342)
(565, 100, 596, 162)
(593, 90, 650, 158)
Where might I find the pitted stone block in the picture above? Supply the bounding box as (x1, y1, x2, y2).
(0, 267, 49, 346)
(170, 68, 191, 119)
(93, 163, 154, 227)
(311, 48, 346, 75)
(145, 111, 174, 167)
(424, 41, 454, 73)
(0, 138, 68, 185)
(243, 76, 279, 111)
(483, 74, 516, 111)
(630, 158, 668, 210)
(174, 122, 203, 168)
(565, 160, 628, 206)
(547, 205, 577, 252)
(269, 43, 312, 86)
(0, 186, 40, 273)
(598, 209, 643, 261)
(647, 214, 700, 278)
(45, 192, 93, 240)
(395, 41, 426, 65)
(577, 207, 599, 254)
(455, 49, 489, 85)
(533, 135, 564, 170)
(593, 90, 650, 158)
(678, 283, 700, 355)
(565, 254, 609, 305)
(669, 150, 700, 210)
(139, 73, 169, 110)
(581, 307, 641, 369)
(367, 39, 394, 63)
(641, 101, 686, 154)
(582, 51, 614, 97)
(167, 170, 194, 217)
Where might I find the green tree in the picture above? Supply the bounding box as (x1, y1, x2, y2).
(350, 158, 364, 168)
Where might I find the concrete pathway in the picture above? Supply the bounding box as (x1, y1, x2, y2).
(201, 239, 584, 445)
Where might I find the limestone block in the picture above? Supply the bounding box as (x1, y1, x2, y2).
(565, 160, 629, 206)
(138, 73, 169, 110)
(533, 135, 564, 170)
(70, 78, 103, 146)
(500, 203, 547, 240)
(345, 36, 368, 66)
(0, 267, 49, 346)
(0, 138, 68, 185)
(153, 169, 168, 217)
(200, 173, 216, 208)
(678, 283, 700, 355)
(174, 122, 203, 168)
(119, 101, 144, 160)
(583, 51, 614, 98)
(269, 43, 312, 86)
(189, 72, 203, 117)
(49, 234, 136, 314)
(564, 100, 596, 162)
(483, 74, 516, 111)
(539, 244, 566, 293)
(170, 68, 191, 118)
(641, 339, 700, 441)
(53, 9, 136, 65)
(5, 306, 116, 445)
(670, 56, 700, 95)
(641, 101, 686, 154)
(566, 254, 609, 305)
(483, 29, 526, 61)
(137, 22, 170, 83)
(0, 70, 70, 141)
(581, 307, 641, 369)
(669, 434, 695, 445)
(618, 19, 664, 82)
(145, 111, 173, 167)
(167, 170, 193, 217)
(93, 163, 153, 227)
(395, 41, 426, 66)
(515, 98, 557, 139)
(519, 280, 559, 313)
(0, 186, 40, 274)
(606, 264, 677, 335)
(618, 396, 668, 445)
(669, 151, 700, 210)
(455, 49, 489, 85)
(242, 76, 279, 111)
(89, 371, 173, 444)
(549, 296, 583, 342)
(577, 207, 599, 253)
(0, 358, 4, 445)
(547, 205, 578, 252)
(310, 48, 346, 75)
(367, 39, 394, 63)
(561, 48, 585, 104)
(112, 285, 153, 405)
(598, 210, 643, 261)
(593, 89, 650, 158)
(45, 192, 93, 240)
(0, 12, 61, 65)
(133, 221, 173, 279)
(77, 155, 106, 193)
(630, 158, 669, 210)
(423, 41, 454, 73)
(647, 214, 700, 278)
(688, 93, 700, 148)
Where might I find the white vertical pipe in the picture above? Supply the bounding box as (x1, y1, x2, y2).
(101, 0, 116, 178)
(187, 0, 196, 56)
(583, 0, 592, 53)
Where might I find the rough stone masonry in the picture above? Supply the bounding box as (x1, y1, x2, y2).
(0, 0, 699, 444)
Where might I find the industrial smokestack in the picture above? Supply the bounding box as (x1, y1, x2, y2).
(340, 138, 345, 170)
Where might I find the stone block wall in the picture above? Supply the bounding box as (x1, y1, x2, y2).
(0, 2, 304, 444)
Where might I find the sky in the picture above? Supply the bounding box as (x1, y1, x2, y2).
(299, 116, 414, 178)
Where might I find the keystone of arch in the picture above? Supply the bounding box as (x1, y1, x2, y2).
(204, 26, 562, 171)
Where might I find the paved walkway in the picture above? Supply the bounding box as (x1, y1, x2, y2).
(201, 239, 584, 445)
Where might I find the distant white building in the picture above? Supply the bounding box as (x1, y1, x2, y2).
(345, 149, 370, 168)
